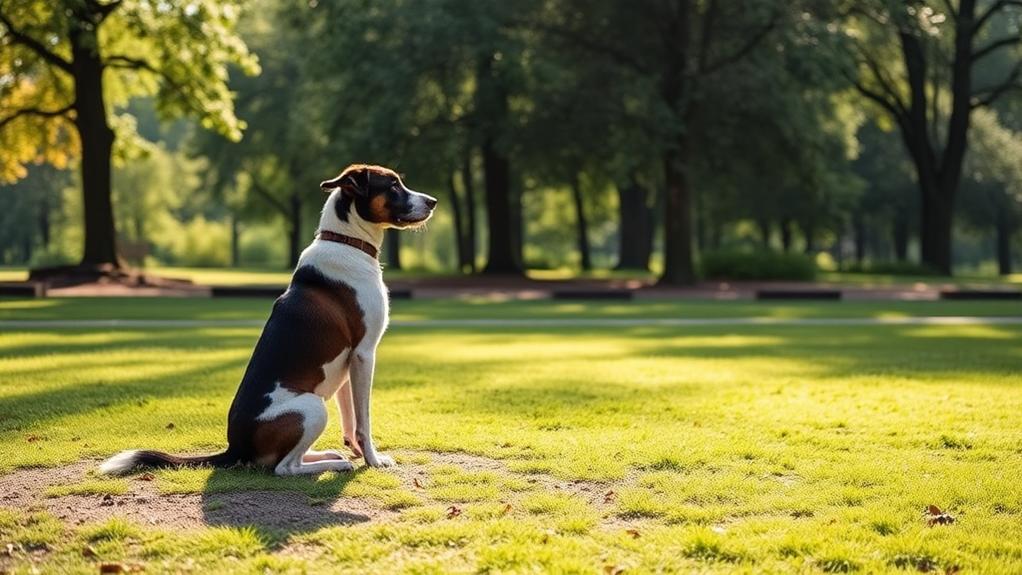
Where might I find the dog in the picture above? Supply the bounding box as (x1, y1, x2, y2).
(100, 164, 436, 475)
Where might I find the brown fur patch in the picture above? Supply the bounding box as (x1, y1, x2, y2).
(252, 412, 305, 467)
(279, 282, 366, 395)
(369, 194, 391, 224)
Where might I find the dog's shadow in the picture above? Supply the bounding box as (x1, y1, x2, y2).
(199, 466, 373, 536)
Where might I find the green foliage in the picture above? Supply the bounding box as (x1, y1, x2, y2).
(0, 0, 257, 181)
(700, 250, 817, 281)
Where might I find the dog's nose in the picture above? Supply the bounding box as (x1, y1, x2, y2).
(424, 196, 438, 209)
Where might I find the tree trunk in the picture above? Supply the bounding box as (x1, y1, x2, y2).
(287, 193, 302, 269)
(757, 219, 771, 249)
(461, 150, 478, 273)
(481, 136, 519, 274)
(447, 172, 469, 272)
(780, 219, 793, 253)
(570, 173, 592, 271)
(853, 211, 866, 264)
(615, 179, 653, 270)
(657, 4, 696, 286)
(38, 196, 51, 249)
(659, 147, 697, 285)
(996, 211, 1012, 276)
(70, 23, 119, 269)
(894, 0, 976, 277)
(386, 232, 401, 269)
(230, 215, 240, 267)
(919, 186, 953, 274)
(802, 217, 816, 254)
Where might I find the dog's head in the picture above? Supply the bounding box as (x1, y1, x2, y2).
(321, 164, 437, 229)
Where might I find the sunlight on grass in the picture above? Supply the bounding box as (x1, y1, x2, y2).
(0, 300, 1020, 572)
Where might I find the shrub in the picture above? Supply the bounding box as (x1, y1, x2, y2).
(700, 249, 816, 281)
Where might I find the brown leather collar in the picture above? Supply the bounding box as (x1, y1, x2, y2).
(316, 230, 378, 259)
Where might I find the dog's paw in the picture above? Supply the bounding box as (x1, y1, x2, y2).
(344, 436, 364, 458)
(364, 452, 396, 468)
(330, 460, 355, 472)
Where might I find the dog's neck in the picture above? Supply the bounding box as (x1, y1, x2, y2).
(318, 192, 385, 255)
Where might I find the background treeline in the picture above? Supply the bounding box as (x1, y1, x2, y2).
(2, 0, 1021, 281)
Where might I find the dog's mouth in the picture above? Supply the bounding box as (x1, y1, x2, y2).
(394, 210, 434, 229)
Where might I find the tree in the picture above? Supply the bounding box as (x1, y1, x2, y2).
(526, 0, 784, 284)
(841, 0, 1022, 274)
(0, 0, 256, 276)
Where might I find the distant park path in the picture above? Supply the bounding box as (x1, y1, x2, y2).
(1, 316, 1021, 329)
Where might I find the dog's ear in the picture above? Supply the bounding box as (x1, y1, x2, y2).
(320, 169, 368, 196)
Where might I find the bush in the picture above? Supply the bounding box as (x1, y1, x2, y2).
(700, 249, 816, 281)
(155, 216, 230, 267)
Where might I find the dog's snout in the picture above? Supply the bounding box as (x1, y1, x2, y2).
(424, 196, 438, 210)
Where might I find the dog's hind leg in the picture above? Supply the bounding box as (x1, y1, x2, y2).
(258, 391, 354, 476)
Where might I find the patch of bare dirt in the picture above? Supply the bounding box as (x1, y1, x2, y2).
(0, 460, 383, 532)
(0, 451, 637, 533)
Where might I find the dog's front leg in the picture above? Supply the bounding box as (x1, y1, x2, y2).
(350, 348, 394, 468)
(335, 378, 361, 458)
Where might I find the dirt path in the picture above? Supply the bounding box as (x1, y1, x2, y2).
(0, 452, 614, 533)
(1, 316, 1020, 330)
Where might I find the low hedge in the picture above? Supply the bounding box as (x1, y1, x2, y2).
(700, 250, 817, 281)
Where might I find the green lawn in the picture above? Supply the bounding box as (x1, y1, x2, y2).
(0, 299, 1020, 573)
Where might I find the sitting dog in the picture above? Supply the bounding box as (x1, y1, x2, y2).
(100, 164, 436, 475)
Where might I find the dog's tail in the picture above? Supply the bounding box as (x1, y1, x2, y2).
(98, 449, 237, 476)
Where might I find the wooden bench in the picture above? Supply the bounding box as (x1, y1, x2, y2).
(756, 289, 842, 301)
(940, 290, 1021, 300)
(0, 282, 46, 297)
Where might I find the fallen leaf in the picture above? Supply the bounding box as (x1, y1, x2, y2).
(625, 529, 641, 539)
(604, 490, 616, 504)
(136, 473, 155, 482)
(924, 505, 955, 526)
(945, 565, 961, 575)
(603, 565, 625, 575)
(165, 423, 175, 430)
(99, 563, 125, 574)
(446, 505, 461, 519)
(82, 546, 97, 558)
(2, 543, 17, 556)
(501, 503, 513, 515)
(413, 478, 423, 489)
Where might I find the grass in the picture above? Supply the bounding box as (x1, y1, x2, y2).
(0, 299, 1020, 572)
(1, 296, 1020, 322)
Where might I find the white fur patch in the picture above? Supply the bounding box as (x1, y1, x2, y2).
(256, 384, 302, 421)
(98, 450, 141, 475)
(313, 348, 351, 399)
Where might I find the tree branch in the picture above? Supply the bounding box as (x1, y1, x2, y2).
(511, 18, 650, 75)
(854, 46, 910, 118)
(975, 0, 1022, 32)
(973, 34, 1022, 61)
(0, 103, 74, 130)
(87, 0, 123, 21)
(700, 12, 779, 75)
(247, 179, 289, 216)
(0, 9, 72, 73)
(971, 60, 1022, 107)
